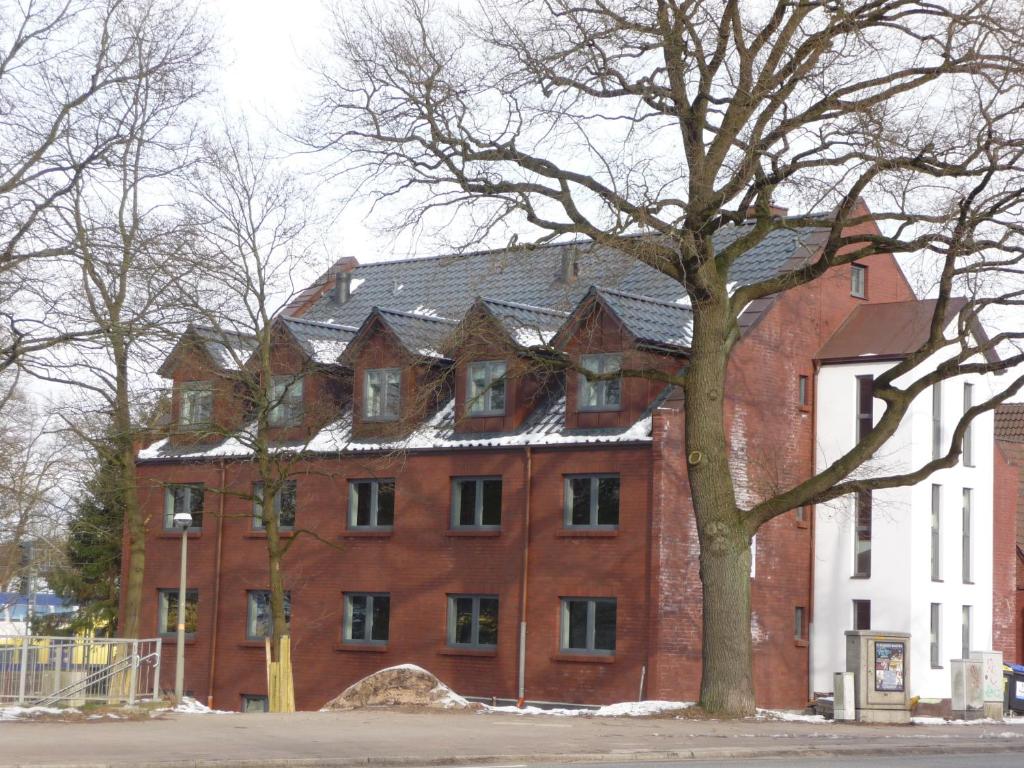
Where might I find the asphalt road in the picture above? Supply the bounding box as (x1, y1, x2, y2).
(521, 757, 1024, 768)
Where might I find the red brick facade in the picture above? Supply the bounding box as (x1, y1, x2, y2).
(128, 216, 924, 711)
(994, 440, 1024, 662)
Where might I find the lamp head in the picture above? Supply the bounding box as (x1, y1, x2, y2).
(172, 511, 193, 529)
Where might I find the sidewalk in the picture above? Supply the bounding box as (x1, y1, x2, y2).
(2, 708, 1023, 768)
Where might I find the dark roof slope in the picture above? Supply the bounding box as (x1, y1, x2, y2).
(299, 223, 824, 327)
(595, 287, 694, 349)
(816, 299, 969, 362)
(995, 403, 1024, 443)
(281, 317, 358, 365)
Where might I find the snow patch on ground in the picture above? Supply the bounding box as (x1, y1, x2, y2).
(912, 715, 1024, 726)
(485, 700, 694, 717)
(155, 697, 232, 715)
(757, 708, 828, 723)
(0, 705, 77, 721)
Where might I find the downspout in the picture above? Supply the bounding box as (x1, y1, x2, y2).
(207, 458, 226, 708)
(517, 446, 532, 707)
(807, 361, 820, 702)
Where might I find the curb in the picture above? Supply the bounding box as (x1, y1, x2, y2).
(8, 740, 1024, 768)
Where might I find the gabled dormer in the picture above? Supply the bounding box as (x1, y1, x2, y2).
(340, 307, 457, 439)
(450, 297, 567, 434)
(157, 325, 258, 447)
(553, 287, 690, 430)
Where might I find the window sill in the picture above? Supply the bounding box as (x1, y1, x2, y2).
(556, 529, 619, 538)
(850, 575, 870, 580)
(243, 530, 295, 539)
(237, 641, 268, 648)
(795, 521, 809, 529)
(794, 639, 809, 648)
(438, 646, 497, 658)
(963, 580, 975, 585)
(159, 636, 197, 645)
(446, 530, 502, 538)
(335, 643, 388, 653)
(466, 411, 506, 418)
(798, 405, 812, 414)
(932, 578, 944, 583)
(157, 531, 202, 539)
(552, 652, 615, 664)
(577, 407, 623, 414)
(932, 665, 944, 670)
(339, 530, 393, 539)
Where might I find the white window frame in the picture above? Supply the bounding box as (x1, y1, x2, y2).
(963, 383, 974, 466)
(560, 597, 617, 654)
(158, 588, 198, 637)
(564, 474, 620, 529)
(962, 488, 973, 583)
(343, 592, 390, 645)
(253, 480, 297, 531)
(364, 368, 401, 421)
(179, 382, 213, 428)
(851, 263, 867, 298)
(446, 594, 499, 649)
(451, 477, 502, 529)
(268, 375, 303, 427)
(163, 484, 204, 530)
(578, 353, 622, 411)
(348, 479, 395, 529)
(246, 589, 291, 641)
(466, 360, 507, 415)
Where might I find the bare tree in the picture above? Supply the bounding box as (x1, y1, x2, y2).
(308, 0, 1024, 713)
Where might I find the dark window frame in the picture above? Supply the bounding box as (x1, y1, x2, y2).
(268, 375, 304, 427)
(466, 360, 507, 416)
(794, 606, 807, 640)
(451, 477, 502, 529)
(563, 474, 620, 529)
(241, 694, 269, 712)
(931, 484, 942, 581)
(157, 588, 198, 637)
(179, 381, 213, 428)
(853, 490, 872, 578)
(347, 478, 396, 530)
(560, 596, 617, 654)
(962, 383, 974, 466)
(932, 382, 943, 460)
(246, 589, 291, 641)
(163, 483, 204, 531)
(856, 375, 874, 442)
(578, 353, 623, 412)
(853, 599, 871, 631)
(446, 594, 499, 649)
(364, 367, 401, 421)
(342, 592, 390, 645)
(962, 487, 973, 583)
(961, 604, 972, 660)
(930, 602, 942, 667)
(253, 480, 297, 531)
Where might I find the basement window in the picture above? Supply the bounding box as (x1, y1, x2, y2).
(253, 481, 297, 531)
(241, 694, 269, 713)
(158, 588, 198, 637)
(163, 484, 204, 530)
(343, 593, 390, 644)
(246, 590, 291, 641)
(561, 597, 616, 654)
(348, 479, 395, 529)
(451, 477, 502, 529)
(564, 475, 619, 528)
(447, 594, 499, 649)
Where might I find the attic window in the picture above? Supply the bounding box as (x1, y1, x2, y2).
(268, 375, 304, 427)
(467, 361, 506, 415)
(579, 353, 622, 411)
(180, 382, 213, 428)
(851, 264, 867, 298)
(365, 368, 401, 421)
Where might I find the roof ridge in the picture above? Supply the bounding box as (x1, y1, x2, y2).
(190, 324, 258, 341)
(284, 316, 359, 332)
(479, 296, 570, 316)
(374, 306, 459, 325)
(593, 285, 693, 311)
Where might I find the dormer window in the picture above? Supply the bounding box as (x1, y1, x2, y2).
(268, 375, 303, 426)
(365, 368, 401, 421)
(467, 361, 506, 415)
(579, 353, 622, 411)
(179, 382, 213, 428)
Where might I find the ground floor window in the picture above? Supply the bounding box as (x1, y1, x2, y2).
(241, 694, 268, 712)
(343, 593, 390, 644)
(447, 594, 498, 648)
(158, 589, 198, 637)
(930, 603, 942, 668)
(852, 599, 871, 631)
(247, 590, 291, 641)
(561, 597, 616, 654)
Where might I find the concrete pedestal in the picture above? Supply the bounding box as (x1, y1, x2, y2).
(970, 650, 1004, 721)
(951, 658, 985, 720)
(845, 630, 911, 724)
(834, 672, 855, 721)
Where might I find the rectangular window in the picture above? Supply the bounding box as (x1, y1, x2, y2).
(564, 474, 620, 528)
(962, 488, 972, 583)
(158, 588, 198, 636)
(963, 383, 974, 466)
(246, 590, 291, 641)
(856, 375, 874, 441)
(794, 606, 806, 640)
(467, 361, 507, 415)
(854, 491, 872, 578)
(931, 485, 942, 581)
(962, 605, 972, 660)
(451, 478, 502, 529)
(798, 375, 810, 407)
(561, 597, 616, 654)
(163, 484, 204, 530)
(343, 593, 390, 644)
(268, 375, 303, 426)
(932, 382, 942, 460)
(253, 481, 297, 531)
(851, 264, 867, 298)
(447, 594, 498, 648)
(853, 599, 871, 631)
(348, 479, 395, 529)
(180, 383, 213, 427)
(930, 603, 942, 667)
(364, 368, 401, 420)
(241, 694, 269, 713)
(579, 353, 622, 411)
(796, 506, 808, 525)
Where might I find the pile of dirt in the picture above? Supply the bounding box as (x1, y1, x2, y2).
(322, 664, 473, 711)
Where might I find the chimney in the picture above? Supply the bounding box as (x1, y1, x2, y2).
(558, 250, 579, 283)
(745, 204, 789, 220)
(333, 272, 352, 305)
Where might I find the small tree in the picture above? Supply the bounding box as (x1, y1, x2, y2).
(309, 0, 1024, 714)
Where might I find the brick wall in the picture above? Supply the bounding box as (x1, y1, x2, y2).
(995, 440, 1023, 663)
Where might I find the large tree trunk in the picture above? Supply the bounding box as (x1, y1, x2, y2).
(113, 344, 145, 640)
(684, 272, 755, 716)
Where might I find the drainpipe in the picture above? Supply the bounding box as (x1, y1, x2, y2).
(207, 459, 227, 708)
(807, 361, 820, 702)
(517, 446, 533, 707)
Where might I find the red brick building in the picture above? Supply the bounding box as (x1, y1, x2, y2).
(128, 205, 918, 711)
(994, 404, 1024, 662)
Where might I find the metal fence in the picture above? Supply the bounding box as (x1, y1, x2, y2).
(0, 636, 162, 706)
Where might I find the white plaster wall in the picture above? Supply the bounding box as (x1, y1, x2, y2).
(810, 351, 996, 700)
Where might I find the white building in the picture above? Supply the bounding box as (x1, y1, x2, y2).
(810, 298, 997, 700)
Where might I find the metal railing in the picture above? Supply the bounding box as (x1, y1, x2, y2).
(0, 636, 162, 706)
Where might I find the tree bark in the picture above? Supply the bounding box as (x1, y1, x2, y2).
(113, 341, 145, 640)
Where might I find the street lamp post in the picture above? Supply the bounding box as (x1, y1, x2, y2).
(172, 511, 192, 701)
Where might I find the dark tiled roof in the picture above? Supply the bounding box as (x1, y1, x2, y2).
(370, 307, 459, 359)
(594, 287, 694, 349)
(282, 317, 358, 365)
(816, 299, 969, 362)
(995, 403, 1024, 443)
(300, 224, 824, 327)
(478, 297, 569, 347)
